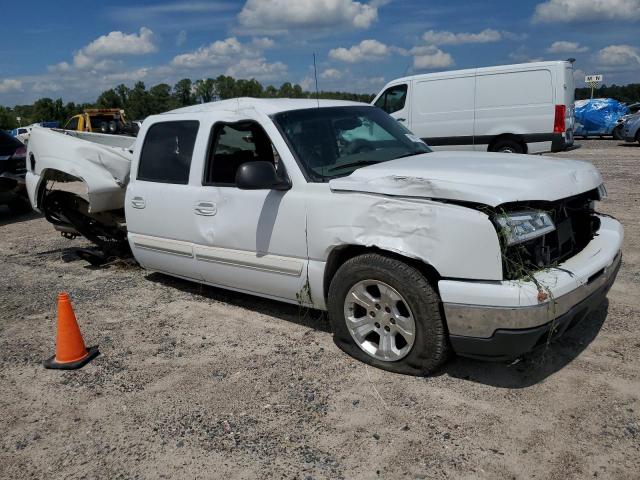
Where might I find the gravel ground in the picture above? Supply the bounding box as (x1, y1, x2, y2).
(0, 139, 638, 479)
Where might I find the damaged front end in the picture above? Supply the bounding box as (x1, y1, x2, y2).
(491, 187, 603, 280)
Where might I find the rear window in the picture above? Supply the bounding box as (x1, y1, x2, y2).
(137, 121, 199, 184)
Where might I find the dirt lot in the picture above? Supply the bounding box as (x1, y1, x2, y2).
(1, 140, 638, 479)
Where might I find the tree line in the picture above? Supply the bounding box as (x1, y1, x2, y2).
(575, 83, 640, 104)
(0, 76, 375, 130)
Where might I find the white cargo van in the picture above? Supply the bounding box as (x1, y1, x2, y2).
(373, 61, 575, 154)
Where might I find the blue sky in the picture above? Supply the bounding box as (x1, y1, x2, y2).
(1, 0, 639, 105)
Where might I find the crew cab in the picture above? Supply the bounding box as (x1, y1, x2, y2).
(25, 98, 622, 375)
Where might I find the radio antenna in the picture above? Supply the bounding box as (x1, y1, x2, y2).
(313, 53, 320, 108)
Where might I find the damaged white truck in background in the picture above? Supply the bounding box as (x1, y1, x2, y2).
(26, 98, 622, 375)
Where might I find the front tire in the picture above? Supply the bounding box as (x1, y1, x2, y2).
(327, 254, 448, 376)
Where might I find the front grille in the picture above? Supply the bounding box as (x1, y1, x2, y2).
(501, 190, 600, 280)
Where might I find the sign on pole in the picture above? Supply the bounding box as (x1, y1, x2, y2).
(585, 74, 603, 99)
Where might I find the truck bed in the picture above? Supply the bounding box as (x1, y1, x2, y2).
(27, 127, 136, 213)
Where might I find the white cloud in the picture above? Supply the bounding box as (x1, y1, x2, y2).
(225, 58, 288, 80)
(47, 61, 71, 73)
(422, 28, 501, 45)
(594, 44, 640, 66)
(81, 27, 156, 58)
(412, 46, 454, 70)
(320, 68, 343, 80)
(533, 0, 640, 23)
(328, 39, 389, 63)
(546, 41, 589, 53)
(171, 36, 275, 68)
(176, 30, 187, 47)
(0, 79, 22, 93)
(170, 36, 285, 81)
(68, 27, 157, 70)
(238, 0, 379, 33)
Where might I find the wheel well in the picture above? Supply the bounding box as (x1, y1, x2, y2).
(488, 134, 528, 154)
(323, 245, 442, 302)
(36, 169, 85, 208)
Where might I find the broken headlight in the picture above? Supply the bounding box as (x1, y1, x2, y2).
(495, 210, 556, 246)
(597, 183, 607, 200)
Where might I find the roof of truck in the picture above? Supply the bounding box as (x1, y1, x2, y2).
(163, 97, 366, 116)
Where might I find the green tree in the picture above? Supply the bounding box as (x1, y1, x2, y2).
(0, 107, 18, 130)
(149, 83, 175, 114)
(215, 75, 237, 99)
(194, 78, 217, 103)
(126, 82, 151, 119)
(96, 89, 123, 109)
(173, 78, 194, 106)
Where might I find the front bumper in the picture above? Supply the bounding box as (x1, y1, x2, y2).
(439, 215, 623, 360)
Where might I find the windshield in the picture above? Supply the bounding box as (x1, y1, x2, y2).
(273, 106, 431, 181)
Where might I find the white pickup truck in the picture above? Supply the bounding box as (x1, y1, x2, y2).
(26, 98, 623, 375)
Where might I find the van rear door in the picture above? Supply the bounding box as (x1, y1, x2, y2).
(474, 68, 554, 153)
(562, 63, 575, 145)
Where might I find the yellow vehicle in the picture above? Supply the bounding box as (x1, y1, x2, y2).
(63, 109, 133, 135)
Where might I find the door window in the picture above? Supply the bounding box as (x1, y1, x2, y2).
(374, 84, 408, 114)
(204, 122, 279, 185)
(137, 121, 199, 184)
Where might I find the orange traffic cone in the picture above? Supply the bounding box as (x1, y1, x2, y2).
(43, 292, 99, 369)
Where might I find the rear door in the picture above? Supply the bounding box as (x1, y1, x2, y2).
(125, 119, 204, 280)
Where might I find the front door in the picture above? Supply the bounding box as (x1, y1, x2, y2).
(374, 84, 410, 129)
(192, 120, 308, 302)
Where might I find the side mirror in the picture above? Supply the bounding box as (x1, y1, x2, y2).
(236, 161, 291, 191)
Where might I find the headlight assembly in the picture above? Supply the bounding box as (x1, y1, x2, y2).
(597, 183, 607, 200)
(495, 210, 556, 246)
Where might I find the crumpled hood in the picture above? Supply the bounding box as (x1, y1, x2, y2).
(329, 151, 603, 207)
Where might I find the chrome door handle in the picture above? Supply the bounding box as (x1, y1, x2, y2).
(194, 201, 217, 216)
(131, 196, 146, 209)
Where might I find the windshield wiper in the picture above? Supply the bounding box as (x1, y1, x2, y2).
(327, 160, 382, 172)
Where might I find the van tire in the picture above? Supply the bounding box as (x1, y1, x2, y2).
(327, 253, 449, 376)
(491, 139, 524, 154)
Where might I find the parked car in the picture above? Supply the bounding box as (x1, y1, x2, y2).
(0, 129, 30, 213)
(574, 98, 629, 139)
(11, 126, 32, 144)
(26, 98, 622, 375)
(621, 113, 640, 144)
(373, 61, 575, 154)
(615, 103, 640, 136)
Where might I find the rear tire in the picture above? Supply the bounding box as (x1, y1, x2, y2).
(327, 253, 449, 376)
(491, 139, 524, 154)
